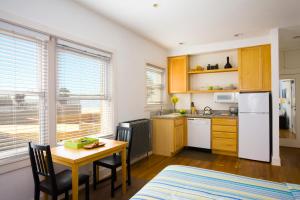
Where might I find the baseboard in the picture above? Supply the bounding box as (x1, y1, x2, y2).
(271, 156, 281, 166)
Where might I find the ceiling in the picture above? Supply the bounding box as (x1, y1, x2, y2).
(74, 0, 300, 49)
(280, 26, 300, 50)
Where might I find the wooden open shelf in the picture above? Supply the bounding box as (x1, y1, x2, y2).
(188, 67, 238, 74)
(188, 89, 239, 94)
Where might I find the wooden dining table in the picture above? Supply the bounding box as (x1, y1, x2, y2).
(50, 138, 128, 200)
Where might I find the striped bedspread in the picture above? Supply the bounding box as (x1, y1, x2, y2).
(131, 165, 300, 200)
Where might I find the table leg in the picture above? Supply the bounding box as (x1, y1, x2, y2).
(72, 164, 79, 200)
(121, 146, 127, 194)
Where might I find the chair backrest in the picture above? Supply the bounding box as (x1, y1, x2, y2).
(28, 142, 57, 191)
(115, 126, 133, 161)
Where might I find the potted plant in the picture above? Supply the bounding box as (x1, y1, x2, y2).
(171, 96, 179, 112)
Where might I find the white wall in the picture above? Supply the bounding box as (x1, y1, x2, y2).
(280, 48, 300, 148)
(0, 0, 167, 199)
(169, 35, 270, 56)
(270, 28, 281, 166)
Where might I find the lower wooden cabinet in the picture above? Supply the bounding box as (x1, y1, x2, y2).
(152, 117, 186, 156)
(212, 118, 238, 156)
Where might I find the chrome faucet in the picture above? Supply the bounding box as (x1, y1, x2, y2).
(158, 105, 163, 115)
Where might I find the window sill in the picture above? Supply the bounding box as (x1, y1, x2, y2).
(0, 156, 31, 175)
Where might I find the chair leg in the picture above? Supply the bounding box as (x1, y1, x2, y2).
(111, 168, 116, 197)
(34, 187, 40, 200)
(127, 163, 131, 186)
(93, 163, 97, 190)
(65, 191, 69, 200)
(85, 180, 90, 200)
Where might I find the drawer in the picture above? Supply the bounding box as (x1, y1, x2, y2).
(212, 118, 237, 126)
(212, 131, 237, 139)
(212, 125, 237, 132)
(174, 118, 184, 126)
(212, 138, 237, 152)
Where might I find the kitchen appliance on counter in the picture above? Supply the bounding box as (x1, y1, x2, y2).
(229, 106, 238, 115)
(214, 92, 238, 103)
(203, 106, 213, 115)
(238, 92, 271, 162)
(187, 118, 211, 149)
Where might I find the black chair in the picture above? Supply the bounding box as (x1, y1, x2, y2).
(93, 126, 133, 197)
(28, 142, 90, 200)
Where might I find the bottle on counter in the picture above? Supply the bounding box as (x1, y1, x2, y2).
(191, 102, 197, 115)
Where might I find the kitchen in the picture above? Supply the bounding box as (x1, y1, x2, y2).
(152, 44, 272, 163)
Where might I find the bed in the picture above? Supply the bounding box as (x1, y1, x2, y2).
(131, 165, 300, 200)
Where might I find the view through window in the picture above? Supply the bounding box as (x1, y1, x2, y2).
(146, 64, 164, 105)
(56, 44, 113, 142)
(0, 31, 48, 161)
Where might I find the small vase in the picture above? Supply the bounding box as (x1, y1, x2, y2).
(224, 57, 232, 68)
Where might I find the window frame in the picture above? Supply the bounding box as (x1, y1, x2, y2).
(0, 20, 115, 172)
(55, 43, 113, 142)
(145, 63, 166, 108)
(0, 28, 49, 167)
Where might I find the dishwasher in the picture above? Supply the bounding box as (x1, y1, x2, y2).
(187, 118, 211, 149)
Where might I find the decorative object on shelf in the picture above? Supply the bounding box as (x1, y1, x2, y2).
(171, 95, 179, 112)
(224, 83, 237, 90)
(191, 65, 204, 71)
(207, 64, 219, 70)
(213, 86, 223, 90)
(196, 65, 204, 71)
(207, 64, 211, 70)
(208, 86, 213, 90)
(224, 56, 232, 68)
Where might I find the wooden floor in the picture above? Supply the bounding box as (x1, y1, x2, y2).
(280, 129, 296, 139)
(79, 146, 300, 199)
(132, 146, 300, 184)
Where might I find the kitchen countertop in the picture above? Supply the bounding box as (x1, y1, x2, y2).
(152, 112, 238, 119)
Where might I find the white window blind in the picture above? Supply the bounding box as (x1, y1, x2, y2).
(0, 29, 48, 163)
(56, 41, 113, 142)
(146, 64, 164, 105)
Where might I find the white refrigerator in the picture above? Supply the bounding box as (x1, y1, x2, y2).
(238, 92, 271, 162)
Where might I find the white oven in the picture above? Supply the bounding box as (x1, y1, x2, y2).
(214, 92, 238, 103)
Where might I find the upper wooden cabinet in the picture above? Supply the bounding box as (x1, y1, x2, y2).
(168, 55, 188, 93)
(238, 45, 271, 92)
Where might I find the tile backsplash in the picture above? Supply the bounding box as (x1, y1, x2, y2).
(175, 93, 238, 111)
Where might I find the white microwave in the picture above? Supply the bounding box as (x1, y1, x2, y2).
(214, 92, 238, 103)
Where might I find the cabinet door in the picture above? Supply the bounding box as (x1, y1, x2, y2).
(174, 125, 184, 152)
(238, 45, 271, 92)
(168, 55, 188, 93)
(152, 119, 173, 156)
(238, 46, 262, 91)
(261, 45, 271, 91)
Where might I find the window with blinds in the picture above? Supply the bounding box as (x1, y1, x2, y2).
(0, 29, 48, 163)
(146, 64, 165, 105)
(56, 41, 113, 142)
